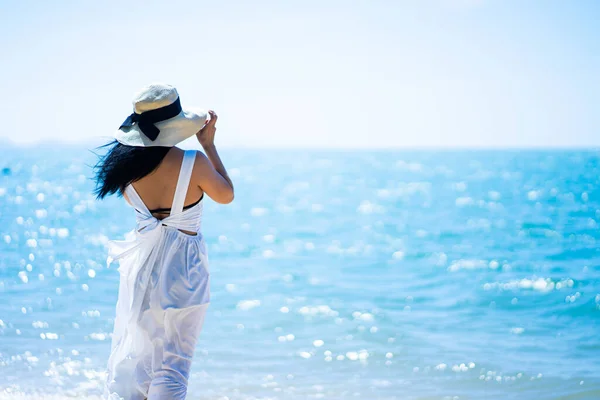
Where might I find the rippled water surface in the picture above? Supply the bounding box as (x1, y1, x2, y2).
(1, 146, 600, 399)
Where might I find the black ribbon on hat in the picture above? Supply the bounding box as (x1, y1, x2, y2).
(119, 97, 182, 141)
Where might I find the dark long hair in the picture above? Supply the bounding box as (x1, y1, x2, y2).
(93, 140, 170, 199)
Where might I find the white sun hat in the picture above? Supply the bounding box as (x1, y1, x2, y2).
(115, 83, 208, 147)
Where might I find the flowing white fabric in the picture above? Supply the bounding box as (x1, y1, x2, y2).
(104, 150, 210, 400)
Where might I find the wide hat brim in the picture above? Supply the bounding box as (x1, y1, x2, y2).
(114, 107, 207, 147)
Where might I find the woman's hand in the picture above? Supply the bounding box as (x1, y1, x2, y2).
(196, 110, 218, 148)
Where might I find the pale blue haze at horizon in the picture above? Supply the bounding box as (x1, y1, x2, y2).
(1, 0, 599, 148)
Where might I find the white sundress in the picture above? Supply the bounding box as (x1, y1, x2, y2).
(104, 150, 210, 400)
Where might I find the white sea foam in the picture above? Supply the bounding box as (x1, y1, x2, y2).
(250, 207, 268, 217)
(35, 209, 47, 218)
(237, 299, 261, 311)
(483, 278, 574, 292)
(357, 201, 383, 214)
(395, 160, 423, 172)
(56, 228, 69, 238)
(447, 259, 487, 272)
(455, 196, 474, 206)
(298, 305, 338, 317)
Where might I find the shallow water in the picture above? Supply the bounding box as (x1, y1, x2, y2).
(1, 146, 599, 399)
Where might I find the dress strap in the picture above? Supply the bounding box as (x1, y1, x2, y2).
(125, 184, 150, 214)
(170, 150, 196, 216)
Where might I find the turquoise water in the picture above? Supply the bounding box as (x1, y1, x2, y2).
(1, 146, 599, 400)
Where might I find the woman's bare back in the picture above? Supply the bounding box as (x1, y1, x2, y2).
(125, 147, 204, 218)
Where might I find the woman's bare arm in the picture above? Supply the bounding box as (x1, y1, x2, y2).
(193, 110, 234, 204)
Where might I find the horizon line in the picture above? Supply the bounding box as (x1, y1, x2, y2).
(1, 139, 599, 152)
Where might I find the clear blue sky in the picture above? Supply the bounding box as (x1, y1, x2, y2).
(1, 0, 599, 148)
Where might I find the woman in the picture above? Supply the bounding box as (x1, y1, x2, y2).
(93, 83, 234, 399)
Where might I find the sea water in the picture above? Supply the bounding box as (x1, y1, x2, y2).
(0, 145, 599, 400)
